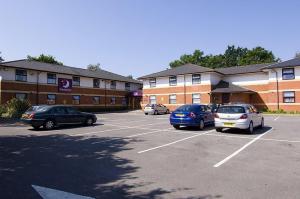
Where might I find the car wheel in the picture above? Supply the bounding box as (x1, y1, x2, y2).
(43, 120, 55, 130)
(216, 128, 222, 132)
(166, 109, 170, 114)
(259, 118, 264, 129)
(86, 118, 94, 126)
(173, 125, 180, 130)
(199, 119, 205, 130)
(247, 121, 254, 134)
(154, 110, 158, 115)
(145, 113, 148, 115)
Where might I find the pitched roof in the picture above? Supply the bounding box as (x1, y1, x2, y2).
(211, 80, 254, 93)
(267, 57, 300, 69)
(0, 59, 141, 84)
(215, 63, 272, 75)
(138, 64, 215, 79)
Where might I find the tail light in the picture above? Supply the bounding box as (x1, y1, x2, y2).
(240, 114, 248, 119)
(214, 113, 219, 118)
(189, 112, 196, 118)
(29, 113, 35, 119)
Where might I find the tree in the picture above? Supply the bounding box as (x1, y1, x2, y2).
(239, 47, 280, 65)
(223, 45, 248, 67)
(87, 63, 101, 71)
(27, 54, 63, 65)
(169, 50, 205, 68)
(0, 52, 4, 62)
(127, 75, 133, 79)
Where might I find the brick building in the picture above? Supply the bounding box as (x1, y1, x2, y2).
(139, 57, 300, 112)
(0, 59, 142, 111)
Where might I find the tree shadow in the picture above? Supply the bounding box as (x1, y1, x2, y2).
(0, 134, 170, 198)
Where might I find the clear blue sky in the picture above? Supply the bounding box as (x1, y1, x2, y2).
(1, 0, 300, 77)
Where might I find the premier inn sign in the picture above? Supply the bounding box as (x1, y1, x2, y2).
(58, 78, 72, 92)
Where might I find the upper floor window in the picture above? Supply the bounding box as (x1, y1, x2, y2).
(47, 73, 57, 84)
(282, 68, 295, 80)
(169, 76, 177, 86)
(73, 76, 80, 86)
(192, 74, 201, 84)
(169, 94, 176, 104)
(125, 82, 130, 91)
(93, 78, 100, 88)
(149, 78, 156, 88)
(16, 93, 27, 101)
(15, 69, 27, 82)
(110, 81, 116, 89)
(283, 91, 295, 103)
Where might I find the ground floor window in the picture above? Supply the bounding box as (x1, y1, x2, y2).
(169, 94, 176, 104)
(93, 96, 100, 104)
(122, 97, 127, 105)
(111, 97, 116, 105)
(15, 93, 27, 101)
(192, 93, 201, 104)
(149, 95, 156, 104)
(47, 94, 56, 104)
(283, 91, 295, 103)
(72, 95, 80, 105)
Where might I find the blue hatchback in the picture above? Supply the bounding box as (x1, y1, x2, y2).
(170, 104, 214, 130)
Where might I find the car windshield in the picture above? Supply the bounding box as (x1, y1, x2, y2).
(217, 106, 245, 114)
(145, 104, 155, 107)
(175, 105, 199, 112)
(27, 106, 49, 112)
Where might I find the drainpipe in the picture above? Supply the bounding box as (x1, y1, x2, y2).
(183, 74, 186, 104)
(272, 69, 280, 110)
(36, 71, 40, 105)
(104, 79, 107, 112)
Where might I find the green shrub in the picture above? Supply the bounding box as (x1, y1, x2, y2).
(0, 105, 6, 117)
(5, 98, 31, 118)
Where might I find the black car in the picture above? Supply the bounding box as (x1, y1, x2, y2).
(21, 105, 97, 130)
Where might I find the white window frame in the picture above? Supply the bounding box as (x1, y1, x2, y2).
(15, 69, 27, 82)
(282, 68, 295, 80)
(149, 95, 156, 104)
(47, 73, 57, 84)
(283, 91, 295, 103)
(192, 93, 201, 104)
(149, 78, 156, 88)
(15, 93, 27, 101)
(72, 95, 80, 105)
(73, 76, 80, 87)
(47, 94, 56, 104)
(192, 74, 201, 84)
(169, 76, 177, 86)
(169, 94, 176, 104)
(93, 96, 100, 104)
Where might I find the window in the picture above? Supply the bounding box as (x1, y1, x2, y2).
(73, 76, 80, 86)
(192, 74, 201, 84)
(122, 97, 127, 105)
(93, 96, 100, 104)
(65, 107, 79, 114)
(283, 91, 295, 103)
(125, 82, 130, 91)
(110, 97, 116, 104)
(15, 69, 27, 81)
(15, 93, 27, 100)
(169, 94, 176, 104)
(51, 107, 67, 114)
(149, 95, 156, 104)
(149, 78, 156, 88)
(282, 68, 295, 80)
(169, 76, 177, 86)
(72, 95, 80, 104)
(93, 79, 100, 88)
(47, 73, 57, 84)
(47, 94, 56, 104)
(192, 94, 201, 104)
(110, 81, 116, 89)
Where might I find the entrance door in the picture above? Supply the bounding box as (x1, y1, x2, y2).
(222, 93, 230, 104)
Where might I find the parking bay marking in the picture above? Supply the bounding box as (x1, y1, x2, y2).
(213, 127, 273, 168)
(138, 129, 215, 154)
(274, 116, 280, 121)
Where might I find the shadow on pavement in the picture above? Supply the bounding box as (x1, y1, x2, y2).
(0, 134, 170, 198)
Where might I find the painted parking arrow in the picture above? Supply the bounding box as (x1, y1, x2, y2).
(32, 185, 95, 199)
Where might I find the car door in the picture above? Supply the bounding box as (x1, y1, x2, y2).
(65, 107, 85, 124)
(51, 107, 69, 125)
(200, 105, 211, 124)
(250, 106, 261, 127)
(205, 105, 214, 122)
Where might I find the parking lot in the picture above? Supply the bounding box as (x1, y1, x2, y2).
(1, 112, 300, 199)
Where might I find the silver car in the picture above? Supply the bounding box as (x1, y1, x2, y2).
(214, 104, 264, 134)
(144, 104, 170, 115)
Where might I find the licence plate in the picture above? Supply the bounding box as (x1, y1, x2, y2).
(224, 122, 234, 127)
(175, 114, 184, 117)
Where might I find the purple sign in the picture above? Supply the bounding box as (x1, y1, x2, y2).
(132, 90, 142, 97)
(58, 78, 72, 92)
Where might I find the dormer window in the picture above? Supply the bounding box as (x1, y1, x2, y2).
(149, 78, 156, 88)
(110, 80, 116, 89)
(15, 69, 27, 82)
(282, 68, 295, 80)
(192, 74, 201, 84)
(169, 76, 177, 86)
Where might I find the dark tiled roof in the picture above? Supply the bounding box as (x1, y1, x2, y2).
(138, 64, 214, 79)
(267, 57, 300, 69)
(0, 59, 141, 84)
(215, 63, 272, 75)
(211, 80, 254, 93)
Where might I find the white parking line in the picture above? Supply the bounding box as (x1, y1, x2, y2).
(138, 129, 215, 154)
(274, 116, 280, 121)
(213, 127, 273, 168)
(126, 129, 168, 138)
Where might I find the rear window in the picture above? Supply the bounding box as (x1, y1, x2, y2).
(175, 105, 199, 112)
(27, 106, 49, 112)
(217, 106, 245, 114)
(145, 104, 155, 108)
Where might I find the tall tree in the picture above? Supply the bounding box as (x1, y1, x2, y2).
(169, 50, 205, 68)
(87, 63, 101, 71)
(0, 52, 4, 62)
(239, 47, 280, 65)
(27, 54, 63, 65)
(223, 45, 248, 67)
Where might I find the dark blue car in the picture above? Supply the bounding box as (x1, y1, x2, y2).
(170, 104, 214, 130)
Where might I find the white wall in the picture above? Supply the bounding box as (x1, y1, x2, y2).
(268, 66, 300, 81)
(224, 72, 269, 85)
